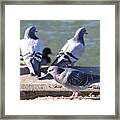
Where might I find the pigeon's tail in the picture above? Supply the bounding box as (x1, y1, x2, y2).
(38, 57, 60, 80)
(50, 57, 59, 66)
(51, 56, 72, 67)
(89, 74, 100, 84)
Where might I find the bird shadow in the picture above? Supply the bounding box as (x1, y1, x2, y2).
(20, 66, 49, 75)
(38, 73, 53, 80)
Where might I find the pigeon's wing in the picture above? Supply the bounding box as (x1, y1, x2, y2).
(55, 43, 85, 66)
(50, 42, 69, 66)
(66, 71, 89, 86)
(51, 53, 72, 67)
(34, 39, 44, 54)
(69, 43, 85, 59)
(59, 41, 69, 53)
(65, 70, 100, 87)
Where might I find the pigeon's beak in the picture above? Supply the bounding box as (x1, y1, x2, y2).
(39, 73, 53, 80)
(84, 30, 88, 34)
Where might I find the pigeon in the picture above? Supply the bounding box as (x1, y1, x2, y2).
(51, 27, 88, 67)
(20, 26, 44, 77)
(47, 66, 100, 99)
(41, 47, 52, 65)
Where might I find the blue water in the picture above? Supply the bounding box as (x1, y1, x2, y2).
(20, 20, 100, 67)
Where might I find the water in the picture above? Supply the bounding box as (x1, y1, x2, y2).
(20, 20, 100, 67)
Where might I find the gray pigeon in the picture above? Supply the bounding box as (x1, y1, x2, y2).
(47, 66, 100, 98)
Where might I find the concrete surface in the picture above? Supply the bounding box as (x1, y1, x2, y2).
(20, 66, 100, 100)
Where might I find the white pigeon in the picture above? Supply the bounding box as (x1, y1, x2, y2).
(20, 26, 44, 77)
(51, 27, 88, 67)
(47, 66, 100, 99)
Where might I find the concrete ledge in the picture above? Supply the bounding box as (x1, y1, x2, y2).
(20, 66, 100, 100)
(20, 75, 100, 100)
(20, 74, 69, 91)
(20, 90, 100, 100)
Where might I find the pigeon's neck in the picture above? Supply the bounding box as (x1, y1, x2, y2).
(79, 36, 85, 46)
(29, 33, 39, 40)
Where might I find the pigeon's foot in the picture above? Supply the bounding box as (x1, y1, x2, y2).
(70, 91, 80, 100)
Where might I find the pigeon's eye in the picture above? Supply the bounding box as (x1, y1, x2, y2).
(57, 68, 65, 74)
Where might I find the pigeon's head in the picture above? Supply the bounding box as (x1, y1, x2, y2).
(42, 48, 52, 55)
(47, 66, 58, 77)
(74, 27, 88, 41)
(24, 26, 39, 40)
(47, 66, 65, 77)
